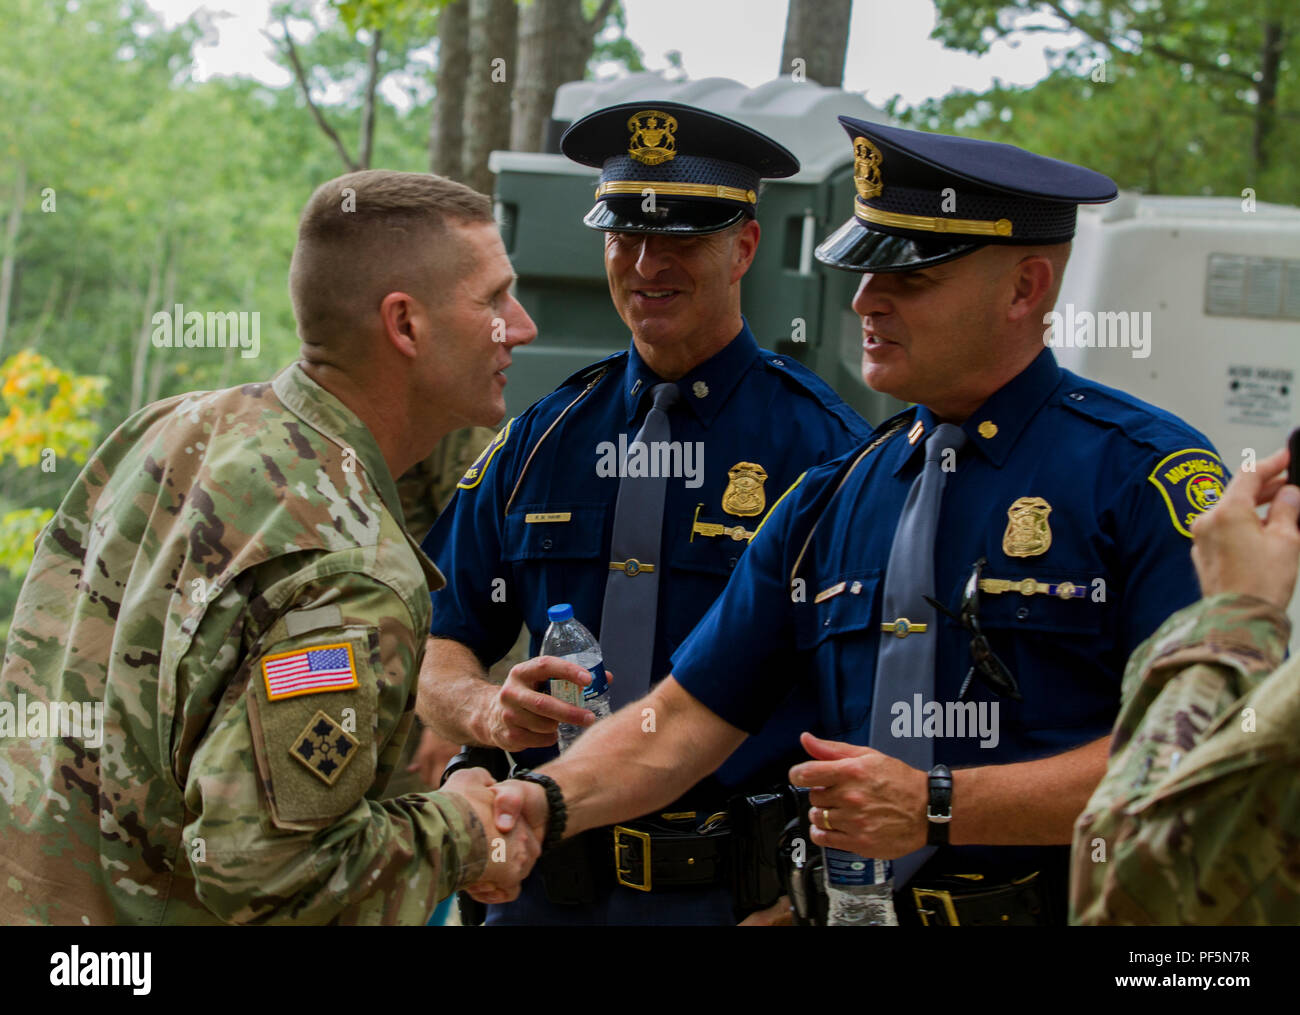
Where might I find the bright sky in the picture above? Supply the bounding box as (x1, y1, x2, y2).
(149, 0, 1076, 109)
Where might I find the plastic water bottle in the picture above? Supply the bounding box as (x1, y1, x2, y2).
(541, 603, 610, 752)
(823, 849, 898, 925)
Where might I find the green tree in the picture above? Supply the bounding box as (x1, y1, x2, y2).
(0, 351, 107, 635)
(920, 0, 1296, 200)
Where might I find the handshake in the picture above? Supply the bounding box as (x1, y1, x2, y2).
(438, 768, 547, 905)
(427, 653, 597, 906)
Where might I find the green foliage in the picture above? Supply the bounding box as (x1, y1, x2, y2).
(0, 507, 53, 583)
(0, 351, 106, 612)
(334, 0, 447, 38)
(0, 351, 107, 468)
(590, 0, 646, 73)
(920, 0, 1296, 196)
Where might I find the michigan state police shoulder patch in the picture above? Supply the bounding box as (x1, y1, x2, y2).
(1148, 448, 1226, 538)
(457, 418, 513, 490)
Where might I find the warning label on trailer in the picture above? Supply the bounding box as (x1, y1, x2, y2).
(1226, 364, 1293, 427)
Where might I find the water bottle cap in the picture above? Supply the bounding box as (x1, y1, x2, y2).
(546, 603, 574, 623)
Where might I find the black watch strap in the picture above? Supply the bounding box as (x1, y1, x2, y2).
(511, 768, 567, 852)
(926, 763, 953, 847)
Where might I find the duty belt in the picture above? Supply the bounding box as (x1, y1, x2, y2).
(538, 789, 791, 914)
(611, 812, 730, 892)
(905, 871, 1046, 926)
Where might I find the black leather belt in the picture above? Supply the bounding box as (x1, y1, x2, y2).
(609, 812, 731, 892)
(905, 871, 1046, 926)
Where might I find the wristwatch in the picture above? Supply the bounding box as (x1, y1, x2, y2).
(926, 763, 953, 846)
(510, 768, 567, 853)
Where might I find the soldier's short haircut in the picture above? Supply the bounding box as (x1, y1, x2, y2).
(289, 170, 494, 348)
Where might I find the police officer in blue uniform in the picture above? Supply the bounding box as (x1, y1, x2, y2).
(417, 101, 870, 925)
(489, 117, 1227, 926)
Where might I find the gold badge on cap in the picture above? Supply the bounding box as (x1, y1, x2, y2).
(853, 136, 884, 200)
(628, 110, 678, 165)
(1002, 496, 1053, 558)
(722, 462, 768, 518)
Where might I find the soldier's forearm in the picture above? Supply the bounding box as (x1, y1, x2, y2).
(416, 637, 498, 746)
(538, 676, 747, 836)
(950, 735, 1111, 846)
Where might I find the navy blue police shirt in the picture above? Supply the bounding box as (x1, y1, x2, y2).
(423, 320, 870, 785)
(673, 348, 1226, 881)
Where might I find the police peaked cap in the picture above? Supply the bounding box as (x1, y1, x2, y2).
(561, 100, 800, 235)
(816, 117, 1118, 272)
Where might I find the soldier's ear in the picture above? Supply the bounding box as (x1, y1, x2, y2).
(378, 291, 421, 359)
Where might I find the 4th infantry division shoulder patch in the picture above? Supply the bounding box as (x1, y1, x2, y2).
(291, 710, 360, 786)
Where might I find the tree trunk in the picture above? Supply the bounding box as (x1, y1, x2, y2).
(27, 273, 61, 351)
(511, 0, 614, 152)
(146, 253, 179, 405)
(431, 0, 470, 177)
(281, 17, 359, 171)
(463, 0, 518, 196)
(778, 0, 853, 87)
(359, 29, 383, 170)
(1253, 20, 1283, 174)
(0, 160, 26, 358)
(130, 235, 166, 413)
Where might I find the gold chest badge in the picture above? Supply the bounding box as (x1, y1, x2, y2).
(853, 136, 883, 200)
(1002, 496, 1053, 557)
(628, 110, 678, 165)
(722, 462, 768, 518)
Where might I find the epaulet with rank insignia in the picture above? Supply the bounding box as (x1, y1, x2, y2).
(1056, 373, 1226, 538)
(556, 350, 626, 391)
(758, 350, 872, 436)
(502, 355, 621, 515)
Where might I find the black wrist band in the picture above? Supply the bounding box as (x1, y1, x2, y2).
(511, 768, 566, 852)
(927, 763, 953, 847)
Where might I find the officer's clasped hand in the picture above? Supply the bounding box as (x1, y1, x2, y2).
(442, 767, 542, 905)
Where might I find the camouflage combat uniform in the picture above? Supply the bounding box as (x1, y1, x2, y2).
(1070, 592, 1298, 925)
(0, 363, 487, 925)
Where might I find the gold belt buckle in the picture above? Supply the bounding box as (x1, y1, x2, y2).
(613, 825, 652, 892)
(911, 887, 960, 926)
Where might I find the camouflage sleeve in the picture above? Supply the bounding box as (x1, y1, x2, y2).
(1070, 592, 1292, 925)
(181, 568, 489, 925)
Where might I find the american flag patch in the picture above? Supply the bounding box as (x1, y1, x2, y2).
(262, 642, 359, 701)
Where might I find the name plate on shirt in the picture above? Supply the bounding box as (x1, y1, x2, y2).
(525, 512, 572, 524)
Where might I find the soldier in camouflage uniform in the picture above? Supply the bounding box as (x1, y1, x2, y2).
(1072, 445, 1300, 925)
(0, 169, 540, 924)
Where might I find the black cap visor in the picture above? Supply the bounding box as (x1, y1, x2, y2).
(814, 217, 984, 272)
(583, 196, 749, 235)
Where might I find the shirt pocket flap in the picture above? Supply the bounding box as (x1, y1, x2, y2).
(503, 505, 607, 563)
(797, 570, 883, 651)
